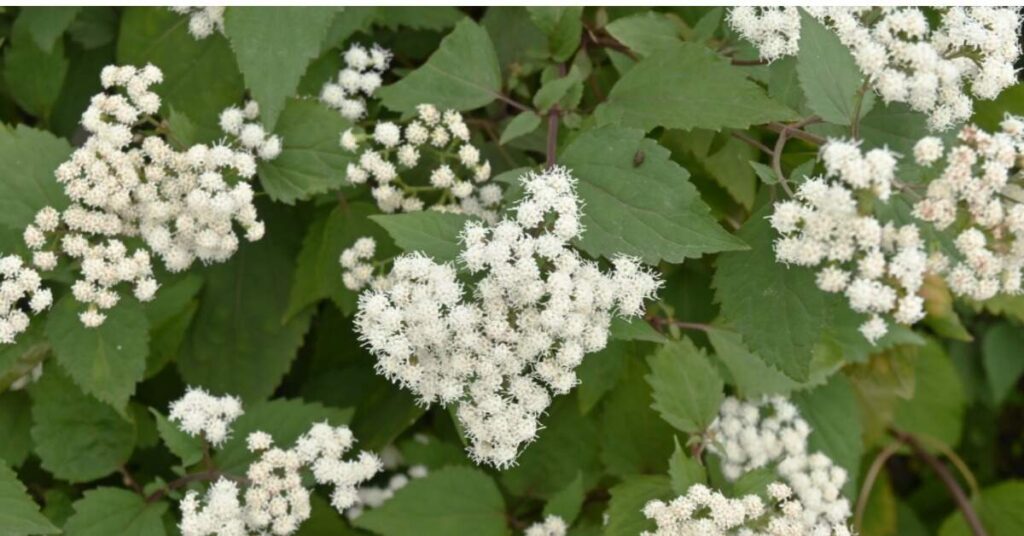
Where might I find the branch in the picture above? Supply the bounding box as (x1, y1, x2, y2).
(546, 63, 567, 168)
(731, 58, 769, 66)
(890, 428, 987, 536)
(853, 442, 900, 532)
(646, 315, 711, 333)
(770, 116, 823, 197)
(731, 131, 773, 156)
(496, 92, 533, 114)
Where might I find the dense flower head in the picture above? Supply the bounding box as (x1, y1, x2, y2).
(168, 386, 244, 446)
(524, 515, 568, 536)
(728, 7, 1022, 130)
(912, 118, 1024, 301)
(174, 389, 382, 536)
(342, 103, 500, 220)
(770, 139, 926, 343)
(644, 397, 852, 536)
(321, 43, 392, 121)
(169, 7, 225, 40)
(340, 236, 379, 291)
(354, 166, 661, 467)
(0, 255, 52, 345)
(24, 65, 279, 328)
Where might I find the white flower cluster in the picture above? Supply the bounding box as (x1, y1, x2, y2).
(340, 237, 379, 291)
(342, 104, 500, 220)
(355, 167, 661, 468)
(219, 102, 284, 161)
(675, 396, 853, 535)
(173, 389, 382, 536)
(169, 7, 225, 40)
(912, 118, 1024, 300)
(0, 256, 52, 344)
(524, 515, 568, 536)
(168, 386, 244, 446)
(344, 464, 429, 520)
(320, 43, 392, 121)
(729, 7, 1022, 130)
(26, 65, 279, 328)
(770, 140, 927, 343)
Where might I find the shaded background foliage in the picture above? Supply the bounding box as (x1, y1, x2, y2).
(0, 6, 1022, 536)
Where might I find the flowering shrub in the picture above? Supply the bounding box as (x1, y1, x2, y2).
(0, 6, 1022, 536)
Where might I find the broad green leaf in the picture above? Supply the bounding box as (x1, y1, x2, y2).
(543, 471, 585, 525)
(560, 126, 746, 264)
(3, 22, 68, 120)
(0, 124, 72, 233)
(16, 7, 80, 52)
(502, 395, 599, 499)
(729, 466, 778, 496)
(215, 398, 352, 474)
(378, 19, 502, 113)
(973, 83, 1024, 131)
(373, 7, 465, 31)
(605, 475, 672, 536)
(0, 392, 32, 467)
(576, 340, 629, 414)
(0, 323, 50, 393)
(117, 7, 244, 141)
(355, 466, 507, 536)
(939, 481, 1024, 536)
(370, 211, 470, 262)
(481, 7, 547, 76)
(796, 10, 873, 125)
(668, 437, 706, 495)
(602, 358, 675, 477)
(150, 409, 203, 467)
(46, 296, 149, 414)
(661, 128, 758, 209)
(49, 39, 115, 139)
(178, 203, 314, 402)
(713, 206, 828, 380)
(894, 339, 966, 447)
(527, 7, 582, 62)
(286, 202, 397, 319)
(257, 97, 352, 204)
(982, 323, 1024, 405)
(30, 369, 135, 483)
(792, 375, 862, 499)
(0, 462, 60, 535)
(500, 112, 543, 145)
(646, 338, 724, 434)
(63, 488, 166, 536)
(847, 346, 919, 445)
(597, 42, 797, 132)
(533, 68, 582, 113)
(68, 8, 118, 50)
(223, 7, 336, 128)
(610, 317, 668, 343)
(605, 12, 681, 57)
(706, 327, 840, 397)
(142, 272, 203, 377)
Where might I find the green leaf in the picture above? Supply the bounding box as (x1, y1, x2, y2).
(63, 488, 166, 536)
(668, 437, 706, 495)
(646, 338, 724, 434)
(117, 7, 244, 142)
(661, 128, 758, 209)
(481, 7, 547, 76)
(527, 7, 582, 62)
(714, 206, 828, 380)
(533, 68, 582, 113)
(150, 409, 203, 467)
(373, 7, 465, 31)
(46, 296, 149, 414)
(605, 12, 681, 57)
(597, 42, 797, 132)
(3, 22, 68, 120)
(378, 19, 502, 113)
(143, 272, 203, 377)
(0, 462, 60, 535)
(939, 481, 1024, 536)
(0, 124, 72, 233)
(257, 97, 353, 204)
(706, 327, 835, 397)
(370, 211, 470, 262)
(67, 8, 118, 50)
(29, 368, 135, 483)
(602, 358, 675, 477)
(178, 203, 314, 402)
(0, 392, 32, 467)
(576, 340, 629, 414)
(354, 466, 507, 536)
(982, 323, 1024, 405)
(543, 471, 584, 525)
(16, 7, 81, 52)
(792, 375, 862, 499)
(605, 475, 672, 536)
(893, 338, 966, 447)
(610, 317, 668, 343)
(500, 112, 543, 145)
(214, 398, 352, 475)
(223, 7, 336, 128)
(795, 10, 873, 126)
(560, 126, 746, 264)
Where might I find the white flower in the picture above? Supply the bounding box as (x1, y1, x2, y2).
(170, 7, 225, 40)
(168, 386, 244, 446)
(0, 255, 50, 344)
(321, 44, 392, 120)
(524, 515, 567, 536)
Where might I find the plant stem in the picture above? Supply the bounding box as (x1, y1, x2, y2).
(853, 442, 900, 532)
(546, 63, 567, 168)
(890, 428, 988, 536)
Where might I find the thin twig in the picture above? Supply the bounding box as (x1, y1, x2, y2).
(731, 131, 773, 156)
(890, 428, 987, 536)
(731, 58, 769, 66)
(646, 316, 712, 333)
(764, 122, 826, 146)
(495, 92, 533, 114)
(854, 442, 901, 532)
(770, 116, 823, 197)
(119, 465, 144, 496)
(850, 80, 872, 140)
(546, 63, 567, 168)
